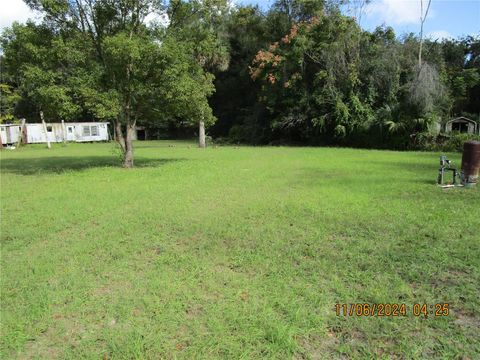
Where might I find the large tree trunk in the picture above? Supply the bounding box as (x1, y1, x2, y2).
(199, 120, 206, 148)
(115, 120, 126, 153)
(113, 120, 133, 168)
(123, 123, 135, 168)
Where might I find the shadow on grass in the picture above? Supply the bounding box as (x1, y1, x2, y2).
(371, 159, 460, 184)
(0, 156, 185, 175)
(294, 158, 440, 188)
(132, 140, 196, 149)
(369, 157, 442, 171)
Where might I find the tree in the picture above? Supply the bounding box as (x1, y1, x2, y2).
(249, 9, 374, 144)
(22, 1, 176, 167)
(345, 0, 370, 26)
(0, 83, 21, 123)
(167, 0, 230, 148)
(418, 0, 432, 66)
(1, 22, 83, 123)
(2, 0, 477, 152)
(209, 5, 272, 143)
(2, 0, 221, 160)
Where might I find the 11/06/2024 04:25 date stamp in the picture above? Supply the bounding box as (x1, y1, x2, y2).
(335, 303, 449, 318)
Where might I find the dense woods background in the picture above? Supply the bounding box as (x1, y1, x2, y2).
(1, 0, 479, 156)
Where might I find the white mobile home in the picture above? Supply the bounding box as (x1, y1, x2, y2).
(1, 122, 110, 145)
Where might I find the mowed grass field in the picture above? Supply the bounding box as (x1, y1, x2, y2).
(1, 141, 479, 359)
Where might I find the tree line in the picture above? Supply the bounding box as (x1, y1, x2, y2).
(1, 0, 479, 167)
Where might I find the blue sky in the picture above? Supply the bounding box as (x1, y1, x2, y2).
(1, 0, 479, 40)
(237, 0, 480, 40)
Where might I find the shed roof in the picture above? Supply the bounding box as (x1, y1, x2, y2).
(447, 116, 476, 124)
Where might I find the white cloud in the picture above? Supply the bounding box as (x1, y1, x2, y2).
(145, 11, 171, 28)
(366, 0, 434, 25)
(0, 0, 40, 30)
(427, 30, 453, 41)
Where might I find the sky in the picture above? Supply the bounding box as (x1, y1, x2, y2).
(1, 0, 479, 40)
(239, 0, 480, 40)
(0, 0, 42, 30)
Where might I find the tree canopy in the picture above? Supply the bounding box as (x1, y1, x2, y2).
(1, 0, 479, 159)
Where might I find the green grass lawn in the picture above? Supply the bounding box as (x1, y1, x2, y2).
(1, 141, 479, 359)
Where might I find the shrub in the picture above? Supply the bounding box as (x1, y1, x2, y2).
(441, 133, 480, 152)
(416, 132, 480, 152)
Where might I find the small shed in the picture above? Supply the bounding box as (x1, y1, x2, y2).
(132, 126, 147, 141)
(445, 117, 477, 134)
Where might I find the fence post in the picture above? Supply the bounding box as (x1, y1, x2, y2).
(40, 111, 51, 149)
(61, 119, 67, 144)
(16, 118, 26, 147)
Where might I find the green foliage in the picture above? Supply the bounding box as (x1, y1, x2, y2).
(1, 2, 479, 150)
(150, 35, 216, 126)
(0, 83, 21, 122)
(166, 0, 231, 127)
(416, 132, 480, 152)
(1, 0, 223, 153)
(211, 6, 479, 150)
(1, 22, 82, 121)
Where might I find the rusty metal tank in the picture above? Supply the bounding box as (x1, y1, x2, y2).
(461, 140, 480, 186)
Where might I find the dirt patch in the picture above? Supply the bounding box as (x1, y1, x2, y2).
(454, 310, 480, 331)
(294, 332, 342, 360)
(18, 316, 90, 359)
(428, 268, 472, 290)
(91, 280, 132, 298)
(185, 304, 203, 320)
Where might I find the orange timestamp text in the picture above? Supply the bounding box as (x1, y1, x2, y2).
(335, 303, 449, 317)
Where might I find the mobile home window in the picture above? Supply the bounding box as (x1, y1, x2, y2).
(91, 125, 99, 136)
(47, 126, 53, 132)
(68, 127, 73, 133)
(83, 126, 91, 136)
